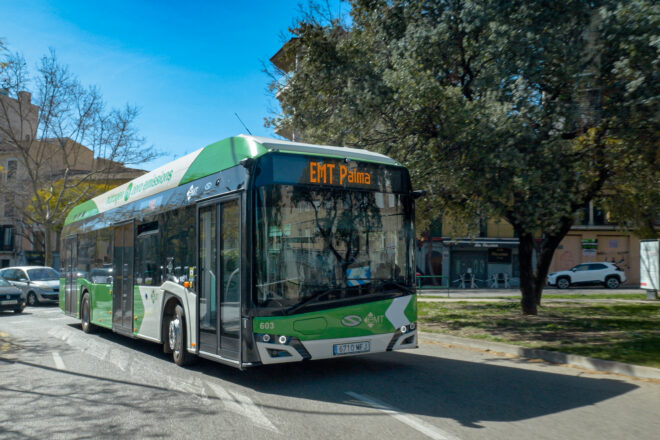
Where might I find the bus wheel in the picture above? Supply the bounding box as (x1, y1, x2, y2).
(169, 304, 194, 366)
(81, 293, 94, 334)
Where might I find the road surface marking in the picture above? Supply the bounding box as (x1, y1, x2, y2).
(48, 317, 69, 321)
(52, 352, 66, 370)
(346, 391, 459, 440)
(206, 381, 278, 432)
(6, 320, 28, 324)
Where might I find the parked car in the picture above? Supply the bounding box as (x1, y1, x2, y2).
(0, 276, 26, 313)
(0, 266, 60, 305)
(547, 262, 626, 289)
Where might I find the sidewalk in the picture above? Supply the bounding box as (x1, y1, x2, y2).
(420, 331, 660, 381)
(417, 287, 646, 298)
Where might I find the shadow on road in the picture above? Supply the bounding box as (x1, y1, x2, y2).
(62, 325, 639, 429)
(0, 318, 641, 439)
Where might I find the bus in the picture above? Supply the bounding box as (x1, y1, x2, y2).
(60, 135, 418, 368)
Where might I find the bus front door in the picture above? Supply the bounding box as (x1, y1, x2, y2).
(198, 197, 241, 362)
(112, 222, 134, 334)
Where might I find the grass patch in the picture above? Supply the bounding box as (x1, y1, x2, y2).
(419, 301, 660, 368)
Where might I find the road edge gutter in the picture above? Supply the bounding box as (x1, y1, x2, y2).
(420, 331, 660, 381)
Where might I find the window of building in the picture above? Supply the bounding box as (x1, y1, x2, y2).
(429, 217, 442, 238)
(479, 217, 488, 237)
(593, 203, 609, 225)
(6, 159, 17, 182)
(0, 226, 13, 251)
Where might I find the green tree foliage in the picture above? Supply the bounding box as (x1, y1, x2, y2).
(268, 0, 659, 314)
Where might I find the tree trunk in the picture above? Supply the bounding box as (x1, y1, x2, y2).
(518, 232, 538, 315)
(516, 219, 575, 315)
(44, 227, 53, 267)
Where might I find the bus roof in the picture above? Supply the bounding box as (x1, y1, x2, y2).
(64, 135, 402, 225)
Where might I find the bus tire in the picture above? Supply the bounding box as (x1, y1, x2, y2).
(81, 293, 94, 334)
(169, 304, 194, 366)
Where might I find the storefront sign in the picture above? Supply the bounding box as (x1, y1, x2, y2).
(488, 247, 511, 263)
(581, 239, 598, 257)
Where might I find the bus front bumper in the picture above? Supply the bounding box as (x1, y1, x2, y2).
(255, 329, 418, 365)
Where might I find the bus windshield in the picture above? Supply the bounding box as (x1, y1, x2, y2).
(255, 184, 414, 314)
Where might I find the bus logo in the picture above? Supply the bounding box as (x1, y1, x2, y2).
(124, 183, 133, 202)
(341, 315, 362, 327)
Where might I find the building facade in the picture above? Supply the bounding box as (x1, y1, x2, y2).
(416, 204, 644, 288)
(0, 89, 144, 268)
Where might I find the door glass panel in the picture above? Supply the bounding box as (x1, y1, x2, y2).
(113, 227, 124, 328)
(199, 205, 217, 331)
(220, 199, 240, 338)
(122, 224, 134, 329)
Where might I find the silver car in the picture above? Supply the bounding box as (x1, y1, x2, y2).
(0, 276, 26, 313)
(0, 266, 61, 306)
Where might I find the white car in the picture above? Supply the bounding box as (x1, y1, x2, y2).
(547, 262, 626, 289)
(0, 266, 61, 305)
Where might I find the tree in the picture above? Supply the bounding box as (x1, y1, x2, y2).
(0, 47, 158, 265)
(268, 0, 659, 314)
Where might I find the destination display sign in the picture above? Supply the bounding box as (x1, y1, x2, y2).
(255, 153, 410, 193)
(308, 161, 372, 186)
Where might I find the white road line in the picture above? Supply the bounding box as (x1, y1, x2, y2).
(52, 352, 66, 370)
(6, 320, 28, 324)
(48, 317, 69, 321)
(346, 391, 459, 440)
(206, 382, 278, 432)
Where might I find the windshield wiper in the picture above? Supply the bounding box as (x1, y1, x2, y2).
(285, 288, 337, 315)
(372, 279, 414, 295)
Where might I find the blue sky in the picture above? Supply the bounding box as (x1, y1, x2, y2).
(1, 0, 345, 170)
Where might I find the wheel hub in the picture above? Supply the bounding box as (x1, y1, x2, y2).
(169, 317, 181, 351)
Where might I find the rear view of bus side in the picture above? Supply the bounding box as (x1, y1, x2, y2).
(60, 135, 418, 368)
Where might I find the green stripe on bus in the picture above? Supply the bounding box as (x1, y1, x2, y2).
(179, 137, 267, 185)
(64, 199, 99, 226)
(253, 296, 417, 341)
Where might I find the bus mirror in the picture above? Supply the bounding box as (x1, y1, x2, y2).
(240, 157, 254, 169)
(412, 190, 426, 199)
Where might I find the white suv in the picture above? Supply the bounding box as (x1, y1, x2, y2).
(547, 262, 626, 289)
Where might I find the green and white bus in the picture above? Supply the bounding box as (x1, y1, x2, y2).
(60, 135, 418, 368)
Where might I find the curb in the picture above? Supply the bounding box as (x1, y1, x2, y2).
(420, 331, 660, 381)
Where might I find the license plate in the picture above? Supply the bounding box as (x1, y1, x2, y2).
(1, 300, 18, 305)
(333, 341, 370, 355)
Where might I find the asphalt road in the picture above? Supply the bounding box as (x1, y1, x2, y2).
(1, 306, 659, 440)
